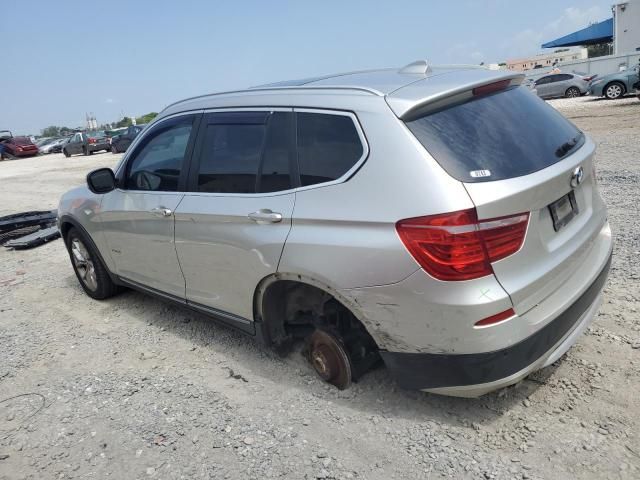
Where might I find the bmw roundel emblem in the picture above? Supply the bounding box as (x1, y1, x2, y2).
(570, 166, 584, 188)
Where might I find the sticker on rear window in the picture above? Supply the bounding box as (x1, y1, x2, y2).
(470, 169, 491, 178)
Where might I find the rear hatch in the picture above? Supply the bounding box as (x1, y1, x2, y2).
(402, 83, 607, 314)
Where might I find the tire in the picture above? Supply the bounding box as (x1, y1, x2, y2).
(63, 148, 70, 158)
(565, 87, 581, 98)
(111, 144, 118, 154)
(65, 227, 119, 300)
(604, 82, 625, 100)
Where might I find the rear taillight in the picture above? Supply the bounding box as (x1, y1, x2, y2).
(396, 208, 529, 281)
(88, 138, 96, 144)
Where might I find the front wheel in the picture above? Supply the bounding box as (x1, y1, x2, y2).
(63, 148, 71, 158)
(604, 82, 625, 100)
(66, 228, 119, 300)
(565, 87, 581, 98)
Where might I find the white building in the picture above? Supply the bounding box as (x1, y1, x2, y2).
(506, 48, 588, 72)
(613, 0, 640, 54)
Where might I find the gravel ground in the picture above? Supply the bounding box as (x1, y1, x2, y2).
(1, 96, 639, 480)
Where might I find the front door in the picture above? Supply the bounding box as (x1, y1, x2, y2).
(174, 110, 296, 322)
(99, 113, 200, 298)
(68, 133, 83, 155)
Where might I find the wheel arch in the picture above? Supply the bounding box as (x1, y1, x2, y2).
(253, 272, 376, 348)
(58, 214, 119, 284)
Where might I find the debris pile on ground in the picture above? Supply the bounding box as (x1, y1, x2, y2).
(0, 210, 59, 249)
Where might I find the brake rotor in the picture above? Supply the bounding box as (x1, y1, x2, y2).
(308, 330, 352, 390)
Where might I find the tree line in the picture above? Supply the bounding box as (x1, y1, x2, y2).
(41, 112, 158, 137)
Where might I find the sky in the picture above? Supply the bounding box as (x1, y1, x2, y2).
(2, 0, 613, 134)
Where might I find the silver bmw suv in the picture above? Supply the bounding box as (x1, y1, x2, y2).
(58, 61, 612, 397)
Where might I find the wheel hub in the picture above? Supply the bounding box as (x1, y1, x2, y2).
(308, 330, 353, 390)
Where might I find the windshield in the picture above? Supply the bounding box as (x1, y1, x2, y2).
(405, 86, 584, 183)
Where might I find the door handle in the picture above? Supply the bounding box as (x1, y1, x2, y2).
(150, 207, 173, 217)
(248, 209, 283, 224)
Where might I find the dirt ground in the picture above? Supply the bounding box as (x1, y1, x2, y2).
(1, 96, 639, 480)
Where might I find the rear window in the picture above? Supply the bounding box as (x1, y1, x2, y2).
(406, 86, 584, 183)
(87, 131, 106, 138)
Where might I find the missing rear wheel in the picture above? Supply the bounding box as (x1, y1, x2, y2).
(308, 330, 353, 390)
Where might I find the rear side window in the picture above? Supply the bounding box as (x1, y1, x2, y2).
(296, 112, 364, 187)
(405, 86, 583, 183)
(198, 123, 266, 194)
(195, 112, 292, 194)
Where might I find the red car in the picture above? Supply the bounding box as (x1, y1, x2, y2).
(3, 136, 39, 157)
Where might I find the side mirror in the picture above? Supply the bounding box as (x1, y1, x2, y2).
(87, 168, 116, 194)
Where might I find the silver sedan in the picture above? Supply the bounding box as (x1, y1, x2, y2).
(534, 73, 589, 99)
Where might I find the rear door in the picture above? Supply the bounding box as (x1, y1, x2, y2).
(556, 74, 574, 96)
(174, 109, 296, 324)
(546, 74, 565, 97)
(405, 85, 608, 314)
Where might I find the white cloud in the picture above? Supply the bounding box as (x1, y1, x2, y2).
(502, 5, 609, 60)
(445, 42, 486, 64)
(105, 98, 115, 104)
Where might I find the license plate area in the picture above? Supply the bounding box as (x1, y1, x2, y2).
(549, 191, 579, 232)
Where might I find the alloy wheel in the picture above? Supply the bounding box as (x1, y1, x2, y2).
(71, 238, 98, 291)
(567, 87, 580, 98)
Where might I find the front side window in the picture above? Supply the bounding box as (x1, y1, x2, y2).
(125, 116, 193, 192)
(296, 112, 364, 187)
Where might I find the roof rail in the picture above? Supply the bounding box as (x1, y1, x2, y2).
(399, 60, 431, 75)
(160, 85, 382, 113)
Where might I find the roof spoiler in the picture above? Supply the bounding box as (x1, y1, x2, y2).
(387, 72, 525, 121)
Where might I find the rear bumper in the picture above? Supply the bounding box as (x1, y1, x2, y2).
(588, 84, 604, 96)
(87, 143, 110, 152)
(7, 147, 39, 157)
(380, 252, 611, 396)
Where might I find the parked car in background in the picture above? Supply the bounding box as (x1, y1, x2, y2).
(534, 73, 588, 99)
(59, 61, 612, 396)
(35, 137, 55, 148)
(110, 124, 146, 153)
(40, 137, 68, 154)
(63, 131, 110, 157)
(105, 127, 127, 140)
(2, 136, 39, 157)
(588, 67, 640, 99)
(39, 138, 61, 154)
(50, 137, 71, 154)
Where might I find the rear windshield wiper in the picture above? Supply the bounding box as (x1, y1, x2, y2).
(555, 134, 583, 158)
